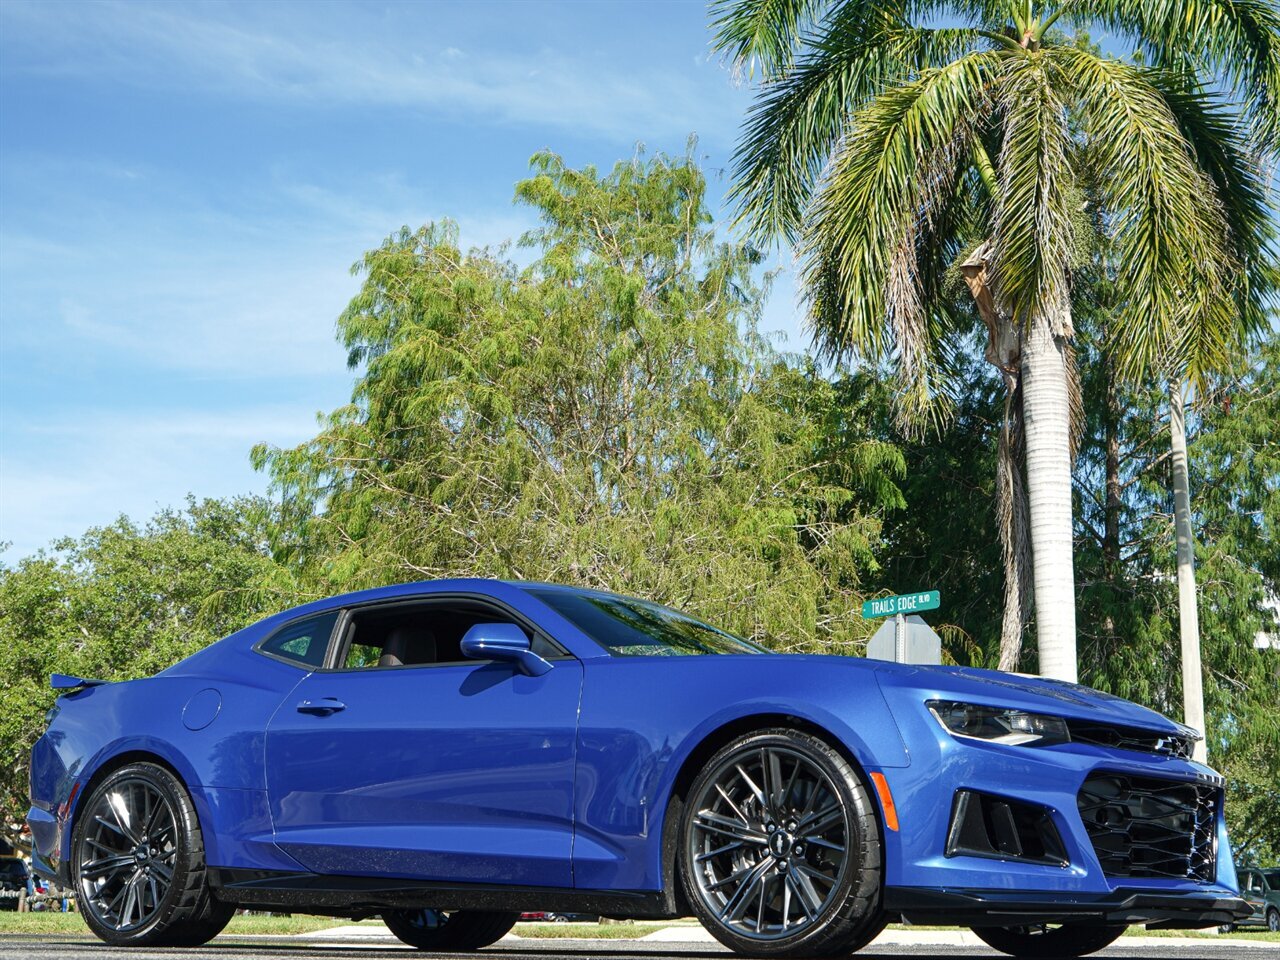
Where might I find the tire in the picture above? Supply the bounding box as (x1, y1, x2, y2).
(382, 908, 518, 950)
(71, 761, 234, 947)
(1268, 908, 1279, 933)
(680, 728, 885, 958)
(972, 924, 1126, 958)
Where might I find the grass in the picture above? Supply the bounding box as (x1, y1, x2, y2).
(1121, 925, 1280, 942)
(0, 911, 347, 936)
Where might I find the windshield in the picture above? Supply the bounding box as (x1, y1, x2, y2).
(529, 588, 765, 657)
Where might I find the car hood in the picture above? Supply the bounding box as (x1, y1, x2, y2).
(866, 658, 1196, 737)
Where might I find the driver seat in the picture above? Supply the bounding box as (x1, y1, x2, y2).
(377, 625, 436, 667)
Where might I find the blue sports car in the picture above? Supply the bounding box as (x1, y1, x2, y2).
(27, 579, 1248, 956)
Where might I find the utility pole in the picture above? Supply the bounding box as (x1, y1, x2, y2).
(1169, 380, 1207, 764)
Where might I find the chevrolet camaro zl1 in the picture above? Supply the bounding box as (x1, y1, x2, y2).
(27, 579, 1248, 956)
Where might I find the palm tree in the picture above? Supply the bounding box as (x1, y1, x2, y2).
(712, 0, 1278, 682)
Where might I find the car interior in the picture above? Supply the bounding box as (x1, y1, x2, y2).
(337, 599, 561, 669)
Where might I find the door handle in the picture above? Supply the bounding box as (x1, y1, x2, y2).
(296, 698, 346, 716)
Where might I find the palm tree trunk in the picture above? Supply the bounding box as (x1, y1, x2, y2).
(1168, 379, 1207, 763)
(1103, 351, 1122, 585)
(1020, 314, 1078, 681)
(960, 243, 1031, 671)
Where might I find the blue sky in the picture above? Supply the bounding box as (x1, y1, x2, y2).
(0, 0, 807, 560)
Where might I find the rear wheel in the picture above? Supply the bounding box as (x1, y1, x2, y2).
(971, 923, 1126, 958)
(382, 909, 518, 950)
(71, 761, 233, 946)
(680, 728, 885, 957)
(1267, 908, 1279, 933)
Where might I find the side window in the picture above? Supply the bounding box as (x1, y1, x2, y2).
(258, 612, 339, 668)
(338, 599, 562, 670)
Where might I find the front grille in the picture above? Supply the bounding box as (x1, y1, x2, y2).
(1077, 773, 1217, 882)
(1066, 720, 1196, 760)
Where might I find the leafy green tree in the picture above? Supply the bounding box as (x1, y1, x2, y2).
(1101, 340, 1280, 862)
(821, 352, 1006, 667)
(858, 327, 1280, 862)
(0, 497, 294, 843)
(711, 0, 1279, 683)
(254, 148, 905, 651)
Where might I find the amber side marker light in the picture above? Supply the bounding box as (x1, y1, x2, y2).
(870, 771, 899, 832)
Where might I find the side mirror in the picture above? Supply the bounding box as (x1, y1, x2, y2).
(459, 623, 552, 677)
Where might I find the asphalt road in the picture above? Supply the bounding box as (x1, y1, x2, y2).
(0, 936, 1276, 960)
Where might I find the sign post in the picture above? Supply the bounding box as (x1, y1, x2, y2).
(863, 591, 942, 665)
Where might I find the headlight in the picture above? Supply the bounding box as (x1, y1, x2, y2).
(928, 700, 1069, 746)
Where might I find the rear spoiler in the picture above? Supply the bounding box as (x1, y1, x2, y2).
(51, 673, 109, 691)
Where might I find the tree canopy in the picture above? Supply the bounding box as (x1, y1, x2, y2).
(252, 148, 906, 650)
(0, 145, 1274, 865)
(0, 497, 292, 836)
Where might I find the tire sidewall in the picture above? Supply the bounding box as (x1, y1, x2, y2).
(679, 728, 882, 957)
(71, 762, 198, 946)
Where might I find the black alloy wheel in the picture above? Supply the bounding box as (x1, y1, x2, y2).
(971, 923, 1127, 958)
(72, 761, 233, 946)
(680, 728, 885, 957)
(382, 908, 519, 950)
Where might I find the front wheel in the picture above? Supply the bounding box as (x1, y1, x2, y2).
(382, 909, 518, 950)
(680, 728, 885, 958)
(71, 761, 234, 946)
(972, 924, 1126, 958)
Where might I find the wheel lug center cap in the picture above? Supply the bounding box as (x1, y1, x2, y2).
(769, 832, 790, 856)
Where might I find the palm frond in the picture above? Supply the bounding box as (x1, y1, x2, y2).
(710, 0, 838, 77)
(803, 51, 1002, 415)
(1052, 46, 1239, 383)
(730, 10, 987, 242)
(990, 53, 1077, 332)
(1149, 71, 1279, 379)
(911, 0, 1024, 32)
(1087, 0, 1280, 149)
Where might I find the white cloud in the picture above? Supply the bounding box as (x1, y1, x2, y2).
(0, 1, 742, 143)
(0, 163, 537, 380)
(0, 404, 326, 560)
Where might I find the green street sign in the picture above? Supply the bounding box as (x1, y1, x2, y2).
(861, 590, 940, 619)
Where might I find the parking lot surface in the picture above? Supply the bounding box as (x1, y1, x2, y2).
(0, 934, 1276, 960)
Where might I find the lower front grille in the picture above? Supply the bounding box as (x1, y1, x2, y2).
(1077, 773, 1217, 883)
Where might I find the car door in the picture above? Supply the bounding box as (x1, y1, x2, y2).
(1242, 871, 1266, 925)
(264, 595, 583, 887)
(1263, 873, 1280, 928)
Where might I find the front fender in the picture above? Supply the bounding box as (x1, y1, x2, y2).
(573, 655, 908, 891)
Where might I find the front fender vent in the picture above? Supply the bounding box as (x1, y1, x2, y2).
(945, 790, 1069, 867)
(1076, 773, 1217, 883)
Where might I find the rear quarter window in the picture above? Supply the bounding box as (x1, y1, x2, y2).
(257, 612, 340, 668)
